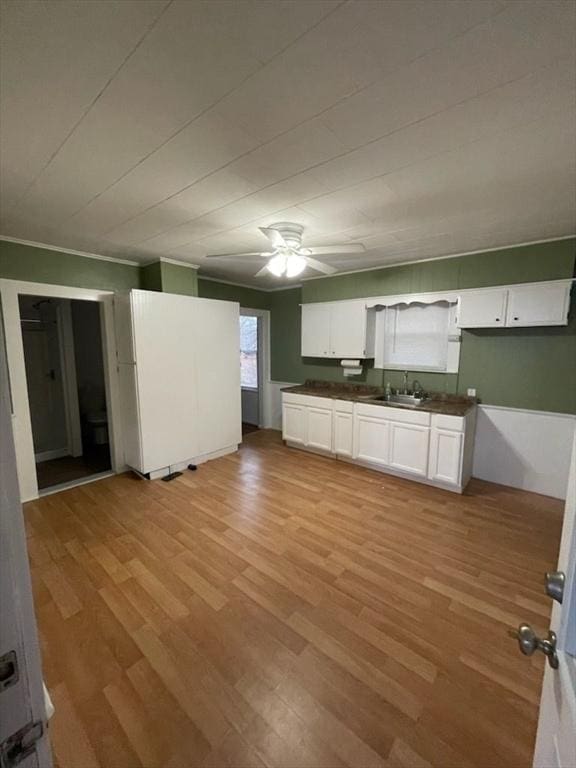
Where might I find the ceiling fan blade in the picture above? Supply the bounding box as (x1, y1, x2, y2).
(254, 265, 270, 277)
(259, 227, 287, 249)
(205, 251, 271, 259)
(304, 256, 337, 275)
(304, 244, 365, 257)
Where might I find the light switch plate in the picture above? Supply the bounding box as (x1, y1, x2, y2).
(467, 388, 476, 397)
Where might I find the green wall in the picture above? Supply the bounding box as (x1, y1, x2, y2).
(159, 262, 198, 296)
(0, 240, 140, 291)
(301, 239, 576, 302)
(284, 239, 576, 413)
(2, 238, 574, 413)
(198, 277, 272, 310)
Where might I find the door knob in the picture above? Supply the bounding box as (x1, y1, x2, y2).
(544, 571, 565, 604)
(514, 623, 559, 669)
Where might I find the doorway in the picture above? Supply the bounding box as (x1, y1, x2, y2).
(19, 295, 111, 491)
(239, 308, 270, 435)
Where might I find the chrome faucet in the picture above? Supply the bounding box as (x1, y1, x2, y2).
(402, 370, 409, 394)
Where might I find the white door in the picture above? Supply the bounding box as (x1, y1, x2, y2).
(334, 411, 353, 457)
(389, 422, 430, 477)
(282, 402, 307, 445)
(330, 301, 367, 358)
(21, 325, 68, 458)
(0, 324, 52, 768)
(193, 298, 242, 456)
(306, 406, 333, 452)
(428, 428, 463, 485)
(531, 430, 576, 768)
(131, 290, 200, 472)
(457, 289, 508, 328)
(353, 415, 390, 466)
(301, 304, 331, 357)
(506, 283, 571, 327)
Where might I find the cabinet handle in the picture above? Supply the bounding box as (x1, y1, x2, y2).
(495, 318, 500, 322)
(514, 316, 519, 321)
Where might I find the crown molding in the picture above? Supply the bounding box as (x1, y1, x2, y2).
(0, 235, 141, 266)
(159, 256, 199, 270)
(301, 235, 576, 282)
(198, 274, 301, 293)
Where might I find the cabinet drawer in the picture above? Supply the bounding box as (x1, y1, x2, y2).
(432, 414, 465, 431)
(333, 399, 353, 413)
(355, 403, 430, 426)
(282, 393, 333, 410)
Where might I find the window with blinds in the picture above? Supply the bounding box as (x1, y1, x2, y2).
(381, 302, 452, 371)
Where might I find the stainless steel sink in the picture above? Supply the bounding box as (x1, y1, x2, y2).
(357, 393, 428, 408)
(388, 393, 428, 406)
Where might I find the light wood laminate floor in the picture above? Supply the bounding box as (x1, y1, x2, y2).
(25, 430, 563, 768)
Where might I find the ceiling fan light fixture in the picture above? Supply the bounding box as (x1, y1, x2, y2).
(286, 254, 306, 277)
(267, 253, 287, 276)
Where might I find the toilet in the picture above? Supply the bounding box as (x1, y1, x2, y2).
(86, 411, 108, 445)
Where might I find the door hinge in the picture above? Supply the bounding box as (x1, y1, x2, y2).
(1, 721, 44, 768)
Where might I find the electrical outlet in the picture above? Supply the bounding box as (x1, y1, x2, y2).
(467, 388, 476, 397)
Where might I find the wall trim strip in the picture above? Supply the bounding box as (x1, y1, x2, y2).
(0, 235, 141, 266)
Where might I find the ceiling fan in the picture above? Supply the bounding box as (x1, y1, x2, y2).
(205, 222, 365, 278)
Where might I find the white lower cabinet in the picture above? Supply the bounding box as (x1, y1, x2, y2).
(307, 406, 333, 452)
(282, 402, 307, 445)
(389, 422, 429, 477)
(353, 415, 390, 466)
(282, 393, 475, 493)
(334, 409, 353, 457)
(428, 428, 463, 485)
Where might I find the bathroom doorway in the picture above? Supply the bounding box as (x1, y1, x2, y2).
(19, 295, 111, 492)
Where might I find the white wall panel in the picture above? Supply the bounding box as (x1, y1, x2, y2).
(473, 405, 575, 499)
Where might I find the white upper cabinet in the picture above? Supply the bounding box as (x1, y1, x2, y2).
(330, 300, 374, 358)
(457, 288, 507, 328)
(457, 281, 571, 329)
(301, 303, 331, 357)
(506, 282, 571, 327)
(301, 300, 375, 358)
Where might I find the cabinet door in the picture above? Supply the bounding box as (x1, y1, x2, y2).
(506, 283, 571, 327)
(301, 304, 331, 357)
(428, 428, 463, 485)
(193, 298, 242, 456)
(457, 289, 507, 328)
(389, 422, 430, 477)
(330, 301, 368, 358)
(353, 415, 390, 466)
(131, 291, 200, 473)
(307, 406, 333, 452)
(282, 403, 306, 445)
(334, 411, 353, 457)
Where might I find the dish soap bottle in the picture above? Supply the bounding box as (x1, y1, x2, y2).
(385, 381, 392, 401)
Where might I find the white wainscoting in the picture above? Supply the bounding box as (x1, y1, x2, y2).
(264, 381, 299, 430)
(241, 389, 259, 426)
(473, 405, 576, 499)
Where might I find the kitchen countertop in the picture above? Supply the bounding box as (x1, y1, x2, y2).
(281, 380, 477, 417)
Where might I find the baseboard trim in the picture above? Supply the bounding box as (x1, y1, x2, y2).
(35, 448, 69, 462)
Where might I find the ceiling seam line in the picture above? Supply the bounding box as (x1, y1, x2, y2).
(5, 0, 175, 218)
(50, 0, 348, 227)
(141, 56, 567, 255)
(62, 0, 508, 232)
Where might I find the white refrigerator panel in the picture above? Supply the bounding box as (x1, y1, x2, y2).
(114, 292, 136, 364)
(193, 298, 242, 456)
(131, 290, 200, 473)
(117, 362, 142, 471)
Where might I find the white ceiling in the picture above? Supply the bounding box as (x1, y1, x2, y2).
(1, 0, 575, 288)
